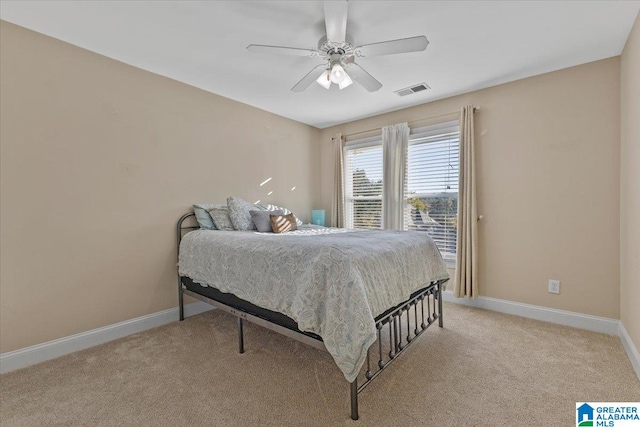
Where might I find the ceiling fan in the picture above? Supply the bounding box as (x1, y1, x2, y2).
(247, 1, 429, 92)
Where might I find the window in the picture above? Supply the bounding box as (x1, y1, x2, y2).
(405, 121, 460, 263)
(344, 137, 383, 230)
(343, 121, 460, 263)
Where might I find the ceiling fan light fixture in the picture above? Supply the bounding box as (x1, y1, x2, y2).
(338, 73, 353, 90)
(316, 70, 331, 89)
(330, 63, 347, 84)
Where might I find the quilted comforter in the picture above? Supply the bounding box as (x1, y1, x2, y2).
(178, 227, 449, 382)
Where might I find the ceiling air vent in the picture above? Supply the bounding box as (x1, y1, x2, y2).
(394, 83, 431, 97)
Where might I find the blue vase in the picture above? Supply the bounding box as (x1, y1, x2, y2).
(311, 210, 326, 226)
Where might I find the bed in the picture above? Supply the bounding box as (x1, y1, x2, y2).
(177, 212, 449, 420)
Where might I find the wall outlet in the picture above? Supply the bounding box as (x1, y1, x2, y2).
(548, 279, 560, 294)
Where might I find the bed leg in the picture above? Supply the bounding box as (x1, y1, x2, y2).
(350, 380, 359, 420)
(178, 282, 184, 322)
(238, 318, 245, 354)
(437, 282, 444, 328)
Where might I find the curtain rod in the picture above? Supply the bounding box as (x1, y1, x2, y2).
(331, 106, 480, 141)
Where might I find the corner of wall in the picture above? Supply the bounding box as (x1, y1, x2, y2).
(619, 10, 640, 357)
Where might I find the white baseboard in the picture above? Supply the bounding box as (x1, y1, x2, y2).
(442, 290, 620, 335)
(619, 321, 640, 380)
(0, 301, 214, 374)
(442, 291, 640, 378)
(1, 292, 635, 380)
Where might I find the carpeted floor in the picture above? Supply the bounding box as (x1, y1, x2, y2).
(1, 302, 639, 426)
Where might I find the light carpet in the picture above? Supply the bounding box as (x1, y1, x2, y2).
(1, 302, 638, 426)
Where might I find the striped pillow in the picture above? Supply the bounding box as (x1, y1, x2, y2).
(270, 213, 298, 234)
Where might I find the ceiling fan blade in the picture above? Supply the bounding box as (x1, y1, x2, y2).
(346, 63, 382, 92)
(291, 64, 327, 92)
(247, 44, 318, 57)
(356, 36, 429, 57)
(324, 0, 348, 43)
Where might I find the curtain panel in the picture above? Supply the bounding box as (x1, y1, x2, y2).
(454, 106, 478, 298)
(382, 123, 409, 230)
(331, 133, 345, 228)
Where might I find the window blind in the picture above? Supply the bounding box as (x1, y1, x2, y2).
(404, 121, 460, 260)
(344, 140, 383, 230)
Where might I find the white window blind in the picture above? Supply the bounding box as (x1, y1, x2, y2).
(344, 137, 383, 229)
(404, 121, 460, 262)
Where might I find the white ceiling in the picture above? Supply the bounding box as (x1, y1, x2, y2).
(1, 1, 638, 128)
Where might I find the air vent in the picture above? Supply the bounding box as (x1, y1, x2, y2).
(394, 83, 431, 97)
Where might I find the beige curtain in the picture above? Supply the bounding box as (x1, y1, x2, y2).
(382, 123, 409, 230)
(330, 133, 345, 228)
(454, 106, 478, 298)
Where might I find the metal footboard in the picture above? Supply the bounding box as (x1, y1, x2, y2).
(349, 279, 444, 420)
(177, 211, 446, 421)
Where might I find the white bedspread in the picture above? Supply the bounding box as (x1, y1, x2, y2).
(178, 227, 449, 382)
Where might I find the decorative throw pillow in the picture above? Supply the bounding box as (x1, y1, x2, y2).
(207, 207, 234, 231)
(250, 209, 284, 232)
(270, 213, 298, 234)
(258, 204, 303, 226)
(193, 203, 225, 229)
(227, 197, 266, 230)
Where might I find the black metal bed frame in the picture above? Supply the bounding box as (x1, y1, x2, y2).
(177, 212, 446, 421)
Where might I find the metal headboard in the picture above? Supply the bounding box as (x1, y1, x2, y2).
(177, 211, 199, 320)
(177, 211, 198, 255)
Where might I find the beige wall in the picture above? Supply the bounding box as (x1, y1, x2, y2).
(0, 21, 320, 353)
(620, 13, 640, 351)
(319, 58, 621, 319)
(0, 18, 629, 355)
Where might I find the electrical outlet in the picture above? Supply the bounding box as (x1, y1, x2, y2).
(548, 279, 560, 294)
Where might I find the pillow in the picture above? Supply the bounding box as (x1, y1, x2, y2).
(258, 204, 303, 226)
(193, 203, 225, 230)
(208, 207, 234, 231)
(270, 213, 298, 234)
(227, 197, 266, 230)
(250, 209, 284, 232)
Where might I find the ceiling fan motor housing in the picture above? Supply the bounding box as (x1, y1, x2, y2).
(317, 34, 355, 59)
